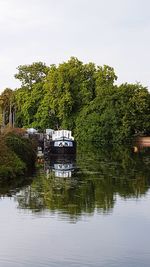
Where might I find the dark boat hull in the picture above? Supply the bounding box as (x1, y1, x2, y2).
(44, 140, 76, 157)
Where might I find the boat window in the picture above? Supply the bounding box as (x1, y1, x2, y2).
(64, 142, 68, 146)
(54, 141, 60, 147)
(59, 142, 63, 147)
(54, 141, 73, 147)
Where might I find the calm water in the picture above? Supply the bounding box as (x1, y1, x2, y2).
(0, 144, 150, 267)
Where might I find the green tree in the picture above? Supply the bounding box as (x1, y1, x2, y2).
(14, 62, 49, 88)
(0, 88, 15, 127)
(95, 65, 117, 96)
(45, 57, 96, 129)
(75, 83, 150, 143)
(14, 62, 49, 128)
(12, 58, 150, 143)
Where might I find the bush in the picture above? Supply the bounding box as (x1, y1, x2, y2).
(0, 130, 36, 179)
(0, 138, 26, 178)
(5, 133, 36, 171)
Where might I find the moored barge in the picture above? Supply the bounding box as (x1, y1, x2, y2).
(44, 129, 76, 156)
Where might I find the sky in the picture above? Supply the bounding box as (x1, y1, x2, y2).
(0, 0, 150, 92)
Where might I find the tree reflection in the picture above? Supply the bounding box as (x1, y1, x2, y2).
(15, 144, 150, 220)
(0, 176, 33, 197)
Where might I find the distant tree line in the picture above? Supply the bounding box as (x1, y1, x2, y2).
(0, 57, 150, 143)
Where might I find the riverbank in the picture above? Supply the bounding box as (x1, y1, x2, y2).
(0, 128, 36, 179)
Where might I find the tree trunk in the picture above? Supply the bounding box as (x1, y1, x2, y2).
(12, 110, 15, 128)
(2, 108, 5, 128)
(9, 103, 12, 127)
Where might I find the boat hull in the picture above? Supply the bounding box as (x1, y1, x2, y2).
(44, 140, 76, 156)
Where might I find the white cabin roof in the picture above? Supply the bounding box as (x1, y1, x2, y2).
(52, 130, 74, 141)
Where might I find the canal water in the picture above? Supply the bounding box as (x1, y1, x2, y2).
(0, 144, 150, 267)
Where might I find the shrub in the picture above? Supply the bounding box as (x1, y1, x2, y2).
(0, 138, 26, 178)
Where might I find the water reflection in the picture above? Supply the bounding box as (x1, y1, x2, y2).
(0, 176, 33, 198)
(44, 155, 76, 178)
(1, 144, 150, 267)
(13, 144, 150, 221)
(0, 144, 150, 218)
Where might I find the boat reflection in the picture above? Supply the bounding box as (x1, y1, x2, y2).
(16, 144, 150, 220)
(1, 144, 150, 221)
(44, 155, 76, 178)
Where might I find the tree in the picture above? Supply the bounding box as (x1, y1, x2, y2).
(44, 57, 96, 129)
(14, 62, 49, 128)
(0, 88, 15, 128)
(14, 62, 49, 88)
(117, 83, 150, 137)
(95, 65, 117, 96)
(75, 83, 150, 143)
(12, 58, 150, 143)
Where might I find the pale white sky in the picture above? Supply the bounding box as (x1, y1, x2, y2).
(0, 0, 150, 91)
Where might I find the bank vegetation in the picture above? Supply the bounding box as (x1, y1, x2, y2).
(0, 57, 150, 144)
(0, 129, 36, 178)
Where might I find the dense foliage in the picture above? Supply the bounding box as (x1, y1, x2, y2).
(1, 57, 150, 143)
(0, 130, 36, 178)
(0, 137, 25, 178)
